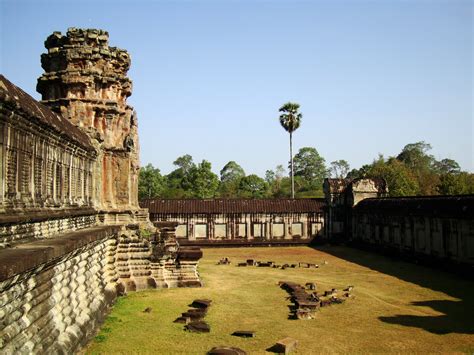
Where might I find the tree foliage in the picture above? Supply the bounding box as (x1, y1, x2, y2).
(189, 160, 219, 198)
(293, 147, 328, 187)
(279, 102, 302, 198)
(138, 164, 164, 199)
(330, 160, 350, 179)
(238, 174, 269, 198)
(368, 156, 419, 197)
(137, 141, 471, 200)
(218, 161, 246, 198)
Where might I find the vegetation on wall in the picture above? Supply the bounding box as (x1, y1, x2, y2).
(139, 141, 473, 200)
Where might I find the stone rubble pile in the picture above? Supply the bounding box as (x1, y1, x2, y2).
(279, 281, 354, 319)
(174, 299, 212, 333)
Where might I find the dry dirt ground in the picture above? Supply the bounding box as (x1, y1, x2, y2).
(85, 246, 474, 354)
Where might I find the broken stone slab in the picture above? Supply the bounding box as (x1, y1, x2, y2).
(246, 259, 254, 265)
(295, 309, 315, 320)
(305, 282, 316, 290)
(191, 299, 212, 309)
(258, 262, 272, 267)
(182, 310, 207, 320)
(330, 296, 345, 304)
(185, 321, 210, 333)
(320, 299, 332, 307)
(273, 337, 298, 354)
(295, 300, 320, 310)
(232, 330, 255, 338)
(208, 346, 247, 355)
(237, 263, 247, 267)
(143, 307, 152, 313)
(344, 285, 354, 292)
(174, 316, 191, 324)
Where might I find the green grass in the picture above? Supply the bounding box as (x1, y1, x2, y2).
(85, 246, 474, 354)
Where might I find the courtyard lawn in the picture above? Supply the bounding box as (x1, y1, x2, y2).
(85, 246, 474, 354)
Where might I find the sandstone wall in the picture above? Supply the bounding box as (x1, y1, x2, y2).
(37, 28, 140, 211)
(0, 232, 118, 353)
(0, 28, 203, 354)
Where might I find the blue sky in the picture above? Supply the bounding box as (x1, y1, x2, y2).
(1, 0, 472, 176)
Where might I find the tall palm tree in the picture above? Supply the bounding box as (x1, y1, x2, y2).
(279, 102, 302, 199)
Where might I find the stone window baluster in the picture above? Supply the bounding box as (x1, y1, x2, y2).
(6, 126, 18, 199)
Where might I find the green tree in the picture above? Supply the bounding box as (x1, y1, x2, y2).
(138, 163, 164, 199)
(330, 159, 350, 179)
(189, 160, 219, 198)
(164, 154, 196, 198)
(279, 102, 302, 198)
(368, 156, 419, 197)
(396, 141, 440, 195)
(293, 147, 328, 188)
(434, 158, 461, 174)
(238, 174, 269, 198)
(219, 161, 246, 197)
(437, 172, 474, 195)
(396, 141, 435, 171)
(265, 165, 288, 197)
(346, 164, 371, 180)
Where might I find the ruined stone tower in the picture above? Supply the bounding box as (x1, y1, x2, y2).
(37, 28, 139, 211)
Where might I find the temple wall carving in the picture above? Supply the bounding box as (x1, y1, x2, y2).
(0, 118, 96, 211)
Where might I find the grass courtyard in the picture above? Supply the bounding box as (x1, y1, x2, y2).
(86, 246, 474, 354)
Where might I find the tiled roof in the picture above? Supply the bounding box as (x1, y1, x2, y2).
(354, 195, 474, 218)
(140, 198, 326, 214)
(0, 75, 94, 151)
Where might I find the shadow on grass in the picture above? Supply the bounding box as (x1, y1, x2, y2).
(312, 245, 474, 335)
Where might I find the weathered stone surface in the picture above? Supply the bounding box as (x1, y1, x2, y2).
(37, 28, 139, 212)
(274, 337, 298, 354)
(232, 330, 255, 338)
(185, 321, 210, 333)
(208, 346, 247, 355)
(190, 299, 212, 309)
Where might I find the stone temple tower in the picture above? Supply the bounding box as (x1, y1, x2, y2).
(37, 28, 139, 212)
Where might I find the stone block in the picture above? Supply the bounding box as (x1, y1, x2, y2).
(273, 337, 298, 354)
(190, 299, 212, 309)
(185, 321, 210, 333)
(232, 330, 255, 338)
(208, 346, 247, 355)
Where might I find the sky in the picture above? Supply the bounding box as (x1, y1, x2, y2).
(1, 0, 472, 176)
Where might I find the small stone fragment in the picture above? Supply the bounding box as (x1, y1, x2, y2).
(232, 330, 255, 338)
(208, 346, 247, 355)
(174, 316, 191, 324)
(274, 337, 298, 354)
(191, 299, 212, 309)
(185, 321, 210, 333)
(143, 307, 152, 313)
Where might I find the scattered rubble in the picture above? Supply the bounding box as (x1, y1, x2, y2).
(174, 299, 212, 332)
(279, 282, 354, 318)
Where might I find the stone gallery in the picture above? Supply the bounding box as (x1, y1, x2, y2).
(1, 27, 473, 354)
(141, 198, 325, 246)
